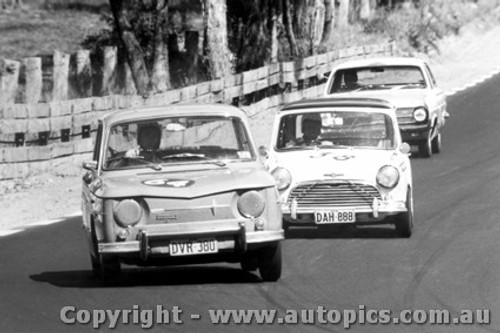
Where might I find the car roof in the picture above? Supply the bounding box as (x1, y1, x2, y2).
(102, 104, 246, 125)
(280, 97, 394, 112)
(332, 56, 427, 70)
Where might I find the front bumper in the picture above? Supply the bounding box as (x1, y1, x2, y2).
(399, 123, 431, 143)
(282, 201, 407, 226)
(98, 219, 284, 258)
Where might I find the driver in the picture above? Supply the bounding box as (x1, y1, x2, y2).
(286, 114, 322, 147)
(125, 122, 162, 161)
(344, 70, 360, 90)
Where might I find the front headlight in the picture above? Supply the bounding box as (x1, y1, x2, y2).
(376, 165, 400, 189)
(113, 199, 143, 227)
(413, 107, 428, 122)
(271, 167, 292, 191)
(238, 191, 266, 218)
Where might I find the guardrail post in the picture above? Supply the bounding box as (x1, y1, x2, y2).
(23, 57, 43, 104)
(52, 51, 70, 101)
(0, 59, 21, 104)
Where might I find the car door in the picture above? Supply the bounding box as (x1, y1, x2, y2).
(424, 63, 447, 130)
(82, 122, 102, 233)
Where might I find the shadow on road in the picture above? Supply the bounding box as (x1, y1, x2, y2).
(30, 265, 262, 288)
(285, 225, 399, 239)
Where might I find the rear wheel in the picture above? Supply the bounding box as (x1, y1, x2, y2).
(431, 132, 442, 154)
(395, 188, 414, 238)
(418, 135, 432, 158)
(259, 243, 282, 282)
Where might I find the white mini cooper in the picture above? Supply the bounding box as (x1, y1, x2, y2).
(262, 97, 414, 237)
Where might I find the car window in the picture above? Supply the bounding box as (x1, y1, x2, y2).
(329, 66, 427, 93)
(424, 63, 437, 87)
(276, 111, 395, 150)
(104, 116, 255, 170)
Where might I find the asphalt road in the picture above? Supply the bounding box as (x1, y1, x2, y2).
(2, 74, 500, 333)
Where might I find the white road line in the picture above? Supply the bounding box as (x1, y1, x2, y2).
(68, 210, 82, 217)
(28, 218, 64, 226)
(0, 213, 82, 238)
(445, 68, 500, 97)
(0, 230, 22, 237)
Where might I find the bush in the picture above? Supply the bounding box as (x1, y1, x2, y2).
(364, 0, 500, 55)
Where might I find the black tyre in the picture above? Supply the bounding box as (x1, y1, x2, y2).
(418, 135, 432, 158)
(431, 132, 442, 154)
(395, 188, 414, 238)
(90, 253, 101, 277)
(100, 257, 121, 282)
(241, 251, 260, 272)
(89, 222, 101, 277)
(259, 243, 282, 282)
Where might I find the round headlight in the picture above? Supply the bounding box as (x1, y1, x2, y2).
(113, 199, 143, 227)
(376, 165, 400, 189)
(238, 191, 266, 218)
(413, 107, 428, 122)
(271, 167, 292, 191)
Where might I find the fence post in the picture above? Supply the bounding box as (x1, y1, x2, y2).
(23, 57, 43, 104)
(0, 59, 21, 104)
(52, 51, 70, 101)
(76, 50, 93, 97)
(101, 46, 117, 96)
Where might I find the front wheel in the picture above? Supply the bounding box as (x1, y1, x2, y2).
(431, 132, 442, 154)
(259, 243, 282, 282)
(418, 135, 432, 158)
(99, 256, 121, 283)
(395, 188, 414, 238)
(241, 251, 260, 272)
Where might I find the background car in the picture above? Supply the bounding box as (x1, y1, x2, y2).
(81, 104, 284, 282)
(262, 97, 414, 237)
(324, 57, 448, 157)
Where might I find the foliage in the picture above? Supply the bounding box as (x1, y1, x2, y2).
(364, 0, 500, 54)
(227, 0, 278, 72)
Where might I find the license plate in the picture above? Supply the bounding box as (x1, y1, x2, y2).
(314, 210, 356, 224)
(169, 239, 218, 256)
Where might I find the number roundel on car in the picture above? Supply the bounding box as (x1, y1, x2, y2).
(142, 178, 194, 188)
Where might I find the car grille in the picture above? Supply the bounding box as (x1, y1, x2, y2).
(396, 107, 416, 125)
(288, 181, 381, 209)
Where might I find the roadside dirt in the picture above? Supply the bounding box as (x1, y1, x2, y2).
(2, 14, 500, 230)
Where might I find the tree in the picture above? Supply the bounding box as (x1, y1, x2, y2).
(321, 0, 334, 44)
(109, 0, 171, 96)
(203, 0, 233, 78)
(228, 0, 283, 71)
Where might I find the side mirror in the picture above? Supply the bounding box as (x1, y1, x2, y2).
(82, 161, 97, 171)
(258, 145, 269, 159)
(399, 142, 411, 155)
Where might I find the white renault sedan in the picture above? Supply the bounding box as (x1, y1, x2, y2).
(324, 57, 447, 157)
(263, 97, 414, 237)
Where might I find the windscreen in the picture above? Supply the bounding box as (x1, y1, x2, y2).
(104, 116, 255, 170)
(276, 111, 395, 151)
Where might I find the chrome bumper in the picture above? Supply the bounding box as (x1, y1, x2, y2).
(98, 219, 284, 256)
(282, 200, 407, 219)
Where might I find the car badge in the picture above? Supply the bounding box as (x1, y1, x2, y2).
(324, 172, 344, 178)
